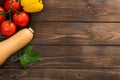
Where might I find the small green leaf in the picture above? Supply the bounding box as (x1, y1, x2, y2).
(19, 55, 30, 68)
(22, 45, 32, 54)
(19, 45, 42, 68)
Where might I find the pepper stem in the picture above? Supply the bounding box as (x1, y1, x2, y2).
(39, 0, 42, 3)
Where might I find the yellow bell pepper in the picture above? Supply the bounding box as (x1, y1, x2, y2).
(20, 0, 44, 13)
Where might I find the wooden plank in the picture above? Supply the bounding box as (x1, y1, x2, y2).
(6, 22, 120, 45)
(31, 0, 120, 22)
(1, 45, 120, 69)
(1, 69, 120, 80)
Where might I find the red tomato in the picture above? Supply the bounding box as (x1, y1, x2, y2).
(13, 11, 30, 27)
(4, 0, 21, 13)
(0, 6, 6, 23)
(0, 21, 16, 37)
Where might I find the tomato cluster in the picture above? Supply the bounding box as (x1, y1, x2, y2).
(0, 0, 30, 37)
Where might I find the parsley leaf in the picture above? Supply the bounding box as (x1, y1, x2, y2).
(19, 45, 42, 68)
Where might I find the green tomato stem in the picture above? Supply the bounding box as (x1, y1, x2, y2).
(9, 0, 12, 23)
(9, 10, 12, 23)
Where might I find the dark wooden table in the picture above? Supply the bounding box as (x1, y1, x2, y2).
(1, 0, 120, 80)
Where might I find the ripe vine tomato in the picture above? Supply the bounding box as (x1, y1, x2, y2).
(0, 21, 16, 37)
(4, 0, 21, 13)
(0, 6, 6, 23)
(13, 11, 30, 27)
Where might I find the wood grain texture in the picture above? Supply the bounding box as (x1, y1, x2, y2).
(31, 0, 120, 22)
(1, 0, 120, 80)
(1, 69, 120, 80)
(1, 45, 120, 69)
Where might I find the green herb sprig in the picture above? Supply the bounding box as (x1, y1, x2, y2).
(19, 45, 42, 68)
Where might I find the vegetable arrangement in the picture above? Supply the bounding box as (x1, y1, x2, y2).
(0, 28, 34, 65)
(0, 0, 44, 68)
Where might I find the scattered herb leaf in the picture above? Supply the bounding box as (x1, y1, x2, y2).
(19, 45, 42, 68)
